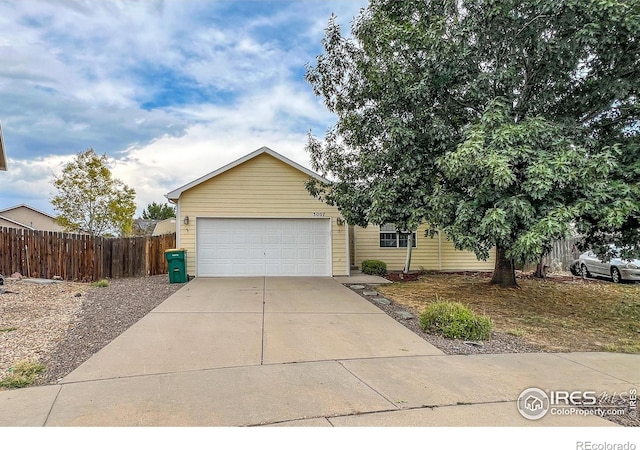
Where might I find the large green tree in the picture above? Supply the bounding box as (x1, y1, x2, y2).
(51, 149, 137, 236)
(305, 0, 640, 286)
(141, 201, 175, 220)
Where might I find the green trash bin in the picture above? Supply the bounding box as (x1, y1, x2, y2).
(165, 248, 188, 283)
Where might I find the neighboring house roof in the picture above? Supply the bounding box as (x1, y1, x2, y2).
(166, 146, 330, 201)
(0, 121, 6, 171)
(0, 204, 58, 220)
(152, 218, 176, 236)
(0, 204, 65, 232)
(132, 218, 160, 235)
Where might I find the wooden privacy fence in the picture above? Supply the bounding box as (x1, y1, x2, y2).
(0, 227, 176, 282)
(541, 237, 581, 272)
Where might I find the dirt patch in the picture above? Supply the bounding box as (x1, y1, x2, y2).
(349, 285, 544, 355)
(377, 273, 640, 354)
(0, 279, 89, 380)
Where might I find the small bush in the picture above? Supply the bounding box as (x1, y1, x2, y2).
(0, 360, 46, 389)
(361, 260, 387, 276)
(419, 300, 492, 340)
(92, 279, 109, 288)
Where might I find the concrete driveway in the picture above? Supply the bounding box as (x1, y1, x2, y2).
(1, 277, 637, 426)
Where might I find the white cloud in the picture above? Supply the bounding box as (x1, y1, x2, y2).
(112, 81, 333, 215)
(0, 0, 369, 215)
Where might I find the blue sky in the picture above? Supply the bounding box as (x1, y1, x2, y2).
(0, 0, 368, 215)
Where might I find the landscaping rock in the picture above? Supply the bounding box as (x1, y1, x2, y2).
(22, 278, 61, 285)
(464, 341, 484, 348)
(362, 290, 378, 296)
(395, 310, 414, 320)
(349, 285, 366, 290)
(372, 297, 391, 306)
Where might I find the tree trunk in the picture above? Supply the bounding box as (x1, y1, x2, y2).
(403, 233, 413, 274)
(533, 253, 546, 279)
(490, 244, 518, 287)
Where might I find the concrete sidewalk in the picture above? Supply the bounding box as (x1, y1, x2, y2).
(0, 277, 637, 426)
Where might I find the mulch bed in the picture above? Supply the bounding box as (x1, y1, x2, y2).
(384, 272, 422, 282)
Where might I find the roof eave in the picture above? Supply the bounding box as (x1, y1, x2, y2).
(0, 203, 58, 219)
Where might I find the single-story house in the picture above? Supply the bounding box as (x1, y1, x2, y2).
(166, 146, 495, 277)
(0, 121, 7, 171)
(0, 204, 66, 232)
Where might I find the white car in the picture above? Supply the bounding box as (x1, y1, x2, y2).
(578, 250, 640, 283)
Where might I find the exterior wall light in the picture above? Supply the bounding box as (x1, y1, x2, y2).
(336, 217, 345, 226)
(183, 216, 190, 225)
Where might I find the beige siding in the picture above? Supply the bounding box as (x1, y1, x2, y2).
(439, 237, 496, 271)
(0, 206, 64, 231)
(354, 223, 495, 272)
(178, 153, 348, 276)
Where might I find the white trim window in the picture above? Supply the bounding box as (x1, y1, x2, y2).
(379, 223, 417, 248)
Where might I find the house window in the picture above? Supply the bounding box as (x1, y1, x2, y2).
(379, 223, 417, 248)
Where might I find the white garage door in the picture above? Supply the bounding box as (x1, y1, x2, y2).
(196, 218, 331, 276)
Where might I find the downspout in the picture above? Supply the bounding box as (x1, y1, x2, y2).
(345, 222, 350, 276)
(167, 198, 180, 248)
(438, 231, 442, 271)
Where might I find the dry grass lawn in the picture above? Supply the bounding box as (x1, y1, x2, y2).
(377, 274, 640, 353)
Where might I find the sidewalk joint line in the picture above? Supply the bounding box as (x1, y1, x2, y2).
(249, 400, 516, 427)
(554, 353, 637, 384)
(337, 360, 399, 410)
(42, 384, 63, 426)
(57, 362, 265, 386)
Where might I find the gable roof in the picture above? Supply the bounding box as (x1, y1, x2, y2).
(0, 121, 6, 171)
(165, 146, 330, 201)
(0, 204, 57, 220)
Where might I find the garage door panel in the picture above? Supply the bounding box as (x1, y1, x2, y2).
(197, 218, 330, 276)
(281, 234, 296, 245)
(281, 248, 297, 259)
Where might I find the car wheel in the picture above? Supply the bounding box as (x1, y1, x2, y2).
(581, 264, 591, 279)
(570, 262, 580, 276)
(611, 267, 622, 283)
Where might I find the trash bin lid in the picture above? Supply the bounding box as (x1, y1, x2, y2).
(165, 248, 186, 253)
